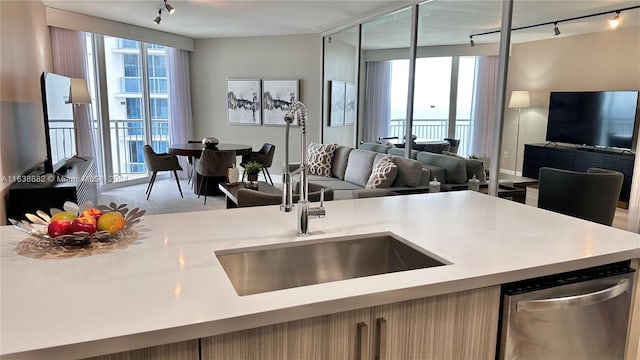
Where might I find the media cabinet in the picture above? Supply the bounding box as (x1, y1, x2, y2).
(5, 157, 98, 222)
(522, 144, 634, 203)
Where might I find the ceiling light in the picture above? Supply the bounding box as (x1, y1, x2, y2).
(609, 12, 621, 28)
(469, 36, 475, 47)
(553, 23, 561, 36)
(153, 11, 162, 25)
(165, 1, 175, 15)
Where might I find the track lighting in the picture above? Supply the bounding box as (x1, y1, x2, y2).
(468, 5, 637, 43)
(165, 1, 175, 15)
(152, 0, 175, 25)
(609, 11, 621, 28)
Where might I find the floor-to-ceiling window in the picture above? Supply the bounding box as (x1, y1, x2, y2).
(386, 56, 476, 155)
(86, 35, 172, 184)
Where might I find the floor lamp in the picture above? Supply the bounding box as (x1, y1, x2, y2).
(508, 91, 530, 176)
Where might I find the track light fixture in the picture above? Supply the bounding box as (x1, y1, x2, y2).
(609, 11, 621, 28)
(468, 5, 638, 43)
(152, 0, 175, 25)
(469, 36, 475, 47)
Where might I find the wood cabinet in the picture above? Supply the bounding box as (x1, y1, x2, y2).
(522, 144, 634, 202)
(200, 286, 501, 360)
(82, 340, 199, 360)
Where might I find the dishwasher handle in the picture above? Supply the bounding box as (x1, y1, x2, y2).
(517, 278, 630, 312)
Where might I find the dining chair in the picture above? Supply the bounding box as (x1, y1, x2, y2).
(240, 143, 276, 185)
(142, 145, 183, 200)
(444, 138, 460, 154)
(195, 149, 236, 205)
(538, 167, 623, 226)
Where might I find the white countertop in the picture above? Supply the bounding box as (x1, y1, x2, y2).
(2, 192, 639, 359)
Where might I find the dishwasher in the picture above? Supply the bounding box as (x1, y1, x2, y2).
(499, 261, 635, 360)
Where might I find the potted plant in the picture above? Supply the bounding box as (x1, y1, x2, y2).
(244, 161, 262, 188)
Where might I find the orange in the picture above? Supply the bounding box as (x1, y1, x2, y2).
(96, 212, 126, 234)
(51, 211, 77, 221)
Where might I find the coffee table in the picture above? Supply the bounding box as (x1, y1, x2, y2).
(218, 181, 281, 209)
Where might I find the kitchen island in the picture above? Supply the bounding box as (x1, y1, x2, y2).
(1, 191, 639, 359)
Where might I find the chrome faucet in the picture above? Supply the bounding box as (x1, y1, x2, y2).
(281, 101, 326, 236)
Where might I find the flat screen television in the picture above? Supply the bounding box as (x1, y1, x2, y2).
(545, 90, 639, 150)
(40, 72, 77, 174)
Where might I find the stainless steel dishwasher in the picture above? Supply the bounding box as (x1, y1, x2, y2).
(499, 261, 635, 360)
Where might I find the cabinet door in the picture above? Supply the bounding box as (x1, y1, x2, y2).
(83, 340, 199, 360)
(371, 286, 500, 360)
(201, 308, 371, 360)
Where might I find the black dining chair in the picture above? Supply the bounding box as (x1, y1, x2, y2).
(240, 143, 276, 185)
(444, 138, 460, 154)
(142, 145, 183, 200)
(195, 149, 236, 205)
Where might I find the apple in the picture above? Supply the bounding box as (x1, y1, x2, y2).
(80, 208, 103, 221)
(47, 219, 72, 238)
(68, 217, 97, 234)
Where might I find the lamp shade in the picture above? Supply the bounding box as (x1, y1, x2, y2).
(69, 78, 91, 104)
(508, 90, 530, 109)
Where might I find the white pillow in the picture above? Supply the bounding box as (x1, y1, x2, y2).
(366, 155, 398, 189)
(307, 143, 337, 177)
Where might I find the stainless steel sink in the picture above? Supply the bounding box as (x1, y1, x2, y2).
(216, 233, 448, 296)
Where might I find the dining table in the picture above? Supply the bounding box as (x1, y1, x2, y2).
(168, 143, 252, 196)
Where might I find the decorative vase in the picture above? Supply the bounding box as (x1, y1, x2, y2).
(247, 173, 259, 182)
(227, 164, 239, 184)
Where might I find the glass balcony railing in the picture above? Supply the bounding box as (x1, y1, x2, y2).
(389, 118, 472, 156)
(109, 119, 170, 178)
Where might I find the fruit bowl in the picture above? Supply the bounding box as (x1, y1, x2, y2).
(9, 201, 145, 246)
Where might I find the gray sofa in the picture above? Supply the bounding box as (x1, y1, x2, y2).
(305, 145, 430, 200)
(359, 142, 485, 185)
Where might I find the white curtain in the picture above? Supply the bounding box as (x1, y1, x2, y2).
(50, 27, 103, 190)
(166, 47, 194, 178)
(627, 139, 640, 232)
(469, 56, 499, 159)
(363, 61, 392, 142)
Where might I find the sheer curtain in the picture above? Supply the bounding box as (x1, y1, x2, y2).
(363, 61, 392, 142)
(469, 56, 499, 159)
(50, 27, 103, 189)
(166, 47, 194, 178)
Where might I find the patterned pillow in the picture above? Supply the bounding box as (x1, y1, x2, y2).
(307, 143, 337, 177)
(366, 155, 398, 189)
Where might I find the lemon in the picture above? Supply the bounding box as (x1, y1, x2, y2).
(96, 212, 126, 234)
(51, 211, 77, 221)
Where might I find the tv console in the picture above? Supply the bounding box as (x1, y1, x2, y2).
(5, 157, 98, 222)
(522, 144, 634, 203)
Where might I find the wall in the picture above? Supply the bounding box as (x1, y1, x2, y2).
(191, 34, 322, 174)
(503, 26, 640, 173)
(0, 0, 52, 224)
(323, 29, 358, 147)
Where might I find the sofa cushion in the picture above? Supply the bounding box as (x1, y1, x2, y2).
(390, 156, 423, 187)
(422, 165, 446, 183)
(366, 155, 398, 189)
(309, 179, 362, 191)
(387, 147, 418, 159)
(417, 151, 467, 184)
(307, 143, 336, 177)
(344, 149, 377, 187)
(331, 145, 352, 180)
(359, 142, 392, 154)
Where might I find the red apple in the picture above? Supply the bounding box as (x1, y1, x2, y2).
(80, 208, 103, 221)
(69, 217, 97, 234)
(47, 219, 72, 238)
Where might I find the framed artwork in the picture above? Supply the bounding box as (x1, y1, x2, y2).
(227, 79, 261, 125)
(262, 79, 299, 126)
(329, 80, 345, 127)
(344, 82, 356, 125)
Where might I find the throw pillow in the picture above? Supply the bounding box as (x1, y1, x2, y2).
(307, 143, 337, 177)
(366, 155, 398, 189)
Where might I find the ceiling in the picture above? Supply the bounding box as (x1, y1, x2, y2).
(41, 0, 640, 46)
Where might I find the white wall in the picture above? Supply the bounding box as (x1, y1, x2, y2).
(503, 26, 640, 173)
(0, 0, 52, 224)
(190, 34, 322, 174)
